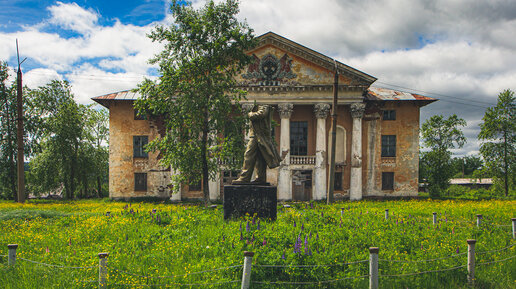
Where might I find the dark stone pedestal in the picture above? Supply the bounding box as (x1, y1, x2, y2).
(223, 185, 277, 220)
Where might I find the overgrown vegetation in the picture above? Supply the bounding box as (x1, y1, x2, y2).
(0, 200, 514, 288)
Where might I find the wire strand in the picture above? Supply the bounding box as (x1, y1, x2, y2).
(18, 257, 96, 269)
(252, 275, 369, 285)
(380, 264, 466, 277)
(108, 264, 242, 279)
(254, 260, 368, 268)
(380, 252, 467, 263)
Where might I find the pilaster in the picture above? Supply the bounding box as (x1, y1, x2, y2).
(277, 103, 293, 200)
(313, 103, 330, 200)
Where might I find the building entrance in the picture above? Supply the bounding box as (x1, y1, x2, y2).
(292, 170, 312, 201)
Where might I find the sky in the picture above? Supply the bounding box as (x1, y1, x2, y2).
(1, 0, 515, 157)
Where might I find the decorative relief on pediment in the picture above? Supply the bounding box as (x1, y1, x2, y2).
(242, 53, 297, 86)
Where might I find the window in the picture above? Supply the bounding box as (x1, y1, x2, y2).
(222, 170, 239, 186)
(133, 136, 148, 158)
(381, 135, 396, 157)
(383, 110, 396, 120)
(134, 173, 147, 191)
(290, 121, 308, 155)
(134, 108, 146, 120)
(334, 172, 343, 190)
(189, 178, 201, 191)
(382, 172, 394, 190)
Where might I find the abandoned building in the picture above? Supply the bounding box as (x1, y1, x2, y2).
(92, 32, 436, 201)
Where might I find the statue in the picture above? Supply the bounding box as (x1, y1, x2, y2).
(232, 104, 283, 184)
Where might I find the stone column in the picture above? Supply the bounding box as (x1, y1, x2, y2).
(277, 103, 293, 201)
(209, 173, 220, 201)
(313, 103, 330, 200)
(349, 103, 366, 201)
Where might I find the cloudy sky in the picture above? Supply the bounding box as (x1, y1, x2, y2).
(1, 0, 515, 156)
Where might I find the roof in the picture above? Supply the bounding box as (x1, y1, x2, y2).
(92, 90, 141, 107)
(366, 87, 437, 106)
(450, 178, 493, 185)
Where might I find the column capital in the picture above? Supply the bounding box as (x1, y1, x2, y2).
(350, 103, 366, 119)
(241, 103, 254, 113)
(278, 103, 294, 119)
(314, 103, 330, 119)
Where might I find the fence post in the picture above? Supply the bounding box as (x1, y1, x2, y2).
(98, 252, 109, 289)
(7, 244, 18, 266)
(467, 239, 476, 286)
(369, 247, 379, 289)
(432, 212, 437, 225)
(385, 209, 389, 220)
(512, 218, 515, 239)
(241, 251, 254, 289)
(476, 215, 482, 228)
(341, 208, 345, 217)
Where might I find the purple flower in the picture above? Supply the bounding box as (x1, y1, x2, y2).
(246, 221, 250, 232)
(257, 220, 261, 230)
(310, 202, 314, 209)
(152, 209, 156, 214)
(301, 224, 304, 231)
(262, 237, 267, 246)
(456, 247, 460, 254)
(293, 221, 296, 227)
(321, 212, 324, 218)
(316, 233, 319, 240)
(304, 236, 309, 248)
(240, 232, 243, 241)
(282, 252, 286, 259)
(252, 216, 256, 225)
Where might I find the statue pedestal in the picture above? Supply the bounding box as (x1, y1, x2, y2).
(223, 185, 277, 220)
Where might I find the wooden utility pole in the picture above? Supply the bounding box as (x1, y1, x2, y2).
(16, 39, 26, 203)
(327, 61, 338, 204)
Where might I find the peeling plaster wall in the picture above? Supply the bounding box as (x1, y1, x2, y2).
(109, 101, 171, 199)
(368, 102, 420, 196)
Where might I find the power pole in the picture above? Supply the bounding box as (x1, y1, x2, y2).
(327, 61, 338, 204)
(16, 39, 26, 203)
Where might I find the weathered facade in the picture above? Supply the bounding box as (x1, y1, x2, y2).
(93, 32, 435, 201)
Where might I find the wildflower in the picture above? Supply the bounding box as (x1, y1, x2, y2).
(281, 251, 286, 259)
(262, 237, 267, 246)
(257, 220, 261, 230)
(304, 236, 308, 247)
(251, 234, 255, 242)
(68, 238, 72, 246)
(321, 212, 324, 218)
(45, 246, 49, 253)
(252, 216, 256, 225)
(452, 227, 455, 234)
(246, 221, 250, 232)
(301, 223, 304, 231)
(293, 221, 296, 227)
(152, 209, 156, 214)
(456, 247, 459, 254)
(310, 202, 314, 209)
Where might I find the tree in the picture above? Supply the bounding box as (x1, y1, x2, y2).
(478, 89, 515, 196)
(421, 114, 466, 197)
(450, 155, 483, 177)
(136, 0, 255, 205)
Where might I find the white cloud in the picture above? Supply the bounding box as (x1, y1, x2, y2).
(47, 2, 99, 34)
(24, 68, 63, 88)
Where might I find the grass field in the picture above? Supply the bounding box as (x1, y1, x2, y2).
(0, 199, 514, 288)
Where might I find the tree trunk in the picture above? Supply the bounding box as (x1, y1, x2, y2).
(504, 130, 508, 197)
(97, 176, 102, 197)
(201, 110, 210, 206)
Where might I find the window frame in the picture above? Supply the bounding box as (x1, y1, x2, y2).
(134, 173, 147, 191)
(381, 135, 396, 157)
(382, 172, 394, 190)
(133, 136, 149, 158)
(382, 110, 396, 121)
(290, 121, 308, 156)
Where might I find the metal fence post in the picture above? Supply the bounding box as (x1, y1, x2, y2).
(432, 212, 437, 225)
(512, 218, 515, 239)
(98, 252, 109, 289)
(7, 244, 18, 266)
(241, 251, 254, 289)
(369, 247, 379, 289)
(467, 239, 476, 286)
(476, 215, 482, 228)
(385, 209, 389, 220)
(341, 208, 345, 217)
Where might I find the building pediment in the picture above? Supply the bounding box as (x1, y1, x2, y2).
(237, 32, 377, 89)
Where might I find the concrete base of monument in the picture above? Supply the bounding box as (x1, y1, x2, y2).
(223, 185, 277, 220)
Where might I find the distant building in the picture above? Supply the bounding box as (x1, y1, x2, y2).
(92, 32, 436, 201)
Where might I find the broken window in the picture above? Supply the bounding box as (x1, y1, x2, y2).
(382, 172, 394, 190)
(334, 172, 343, 190)
(134, 173, 147, 191)
(133, 136, 148, 158)
(381, 135, 396, 157)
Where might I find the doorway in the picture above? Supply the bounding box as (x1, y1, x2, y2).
(292, 170, 312, 201)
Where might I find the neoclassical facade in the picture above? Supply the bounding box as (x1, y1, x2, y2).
(93, 32, 435, 201)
